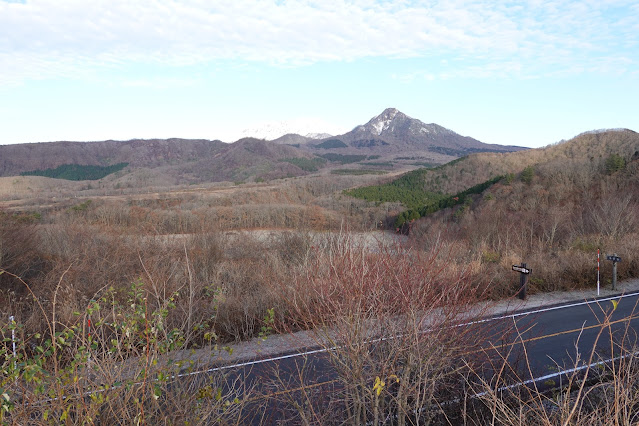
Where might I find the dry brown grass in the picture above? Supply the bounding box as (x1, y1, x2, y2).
(0, 271, 254, 425)
(2, 132, 639, 422)
(417, 129, 639, 195)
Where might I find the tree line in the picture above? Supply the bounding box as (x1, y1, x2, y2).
(21, 162, 128, 181)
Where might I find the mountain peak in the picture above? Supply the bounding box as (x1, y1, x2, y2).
(361, 108, 412, 136)
(370, 108, 404, 123)
(334, 108, 522, 156)
(378, 107, 400, 118)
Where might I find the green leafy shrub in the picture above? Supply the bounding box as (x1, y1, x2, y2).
(0, 278, 246, 424)
(605, 153, 626, 174)
(520, 166, 535, 184)
(504, 173, 515, 184)
(69, 199, 92, 212)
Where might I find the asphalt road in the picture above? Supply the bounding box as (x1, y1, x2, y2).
(464, 291, 639, 395)
(16, 289, 639, 424)
(189, 291, 639, 423)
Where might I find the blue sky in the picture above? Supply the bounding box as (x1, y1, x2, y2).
(1, 0, 638, 147)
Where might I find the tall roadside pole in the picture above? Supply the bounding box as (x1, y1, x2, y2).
(512, 263, 532, 300)
(597, 249, 600, 296)
(606, 254, 622, 291)
(10, 315, 16, 371)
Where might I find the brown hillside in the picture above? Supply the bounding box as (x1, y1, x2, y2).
(176, 138, 319, 182)
(417, 129, 639, 194)
(408, 129, 639, 294)
(0, 138, 227, 177)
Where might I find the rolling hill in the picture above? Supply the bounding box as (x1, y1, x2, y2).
(346, 128, 639, 228)
(0, 108, 527, 183)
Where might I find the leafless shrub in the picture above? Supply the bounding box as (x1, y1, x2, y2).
(0, 271, 252, 425)
(587, 194, 638, 240)
(268, 234, 493, 424)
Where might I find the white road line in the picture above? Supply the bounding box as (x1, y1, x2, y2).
(471, 290, 639, 326)
(177, 346, 339, 377)
(180, 290, 639, 377)
(22, 290, 639, 407)
(473, 349, 639, 398)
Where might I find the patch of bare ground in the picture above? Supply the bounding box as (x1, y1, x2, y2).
(0, 176, 81, 200)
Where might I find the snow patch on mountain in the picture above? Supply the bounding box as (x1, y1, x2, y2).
(369, 108, 400, 135)
(306, 132, 333, 140)
(372, 120, 386, 135)
(240, 118, 342, 141)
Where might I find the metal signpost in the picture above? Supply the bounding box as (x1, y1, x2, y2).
(606, 254, 622, 291)
(512, 263, 532, 300)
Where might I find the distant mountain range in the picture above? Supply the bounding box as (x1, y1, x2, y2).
(239, 118, 335, 141)
(275, 108, 525, 159)
(0, 108, 528, 183)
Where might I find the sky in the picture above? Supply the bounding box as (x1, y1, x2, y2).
(1, 0, 638, 148)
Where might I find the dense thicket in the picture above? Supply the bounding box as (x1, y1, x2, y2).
(344, 157, 467, 208)
(282, 156, 327, 171)
(395, 175, 504, 228)
(345, 168, 439, 208)
(21, 162, 128, 180)
(313, 139, 348, 149)
(320, 153, 368, 164)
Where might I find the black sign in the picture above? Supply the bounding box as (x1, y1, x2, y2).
(512, 265, 531, 274)
(607, 255, 622, 263)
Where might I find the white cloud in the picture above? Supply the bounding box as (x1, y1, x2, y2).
(0, 0, 637, 85)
